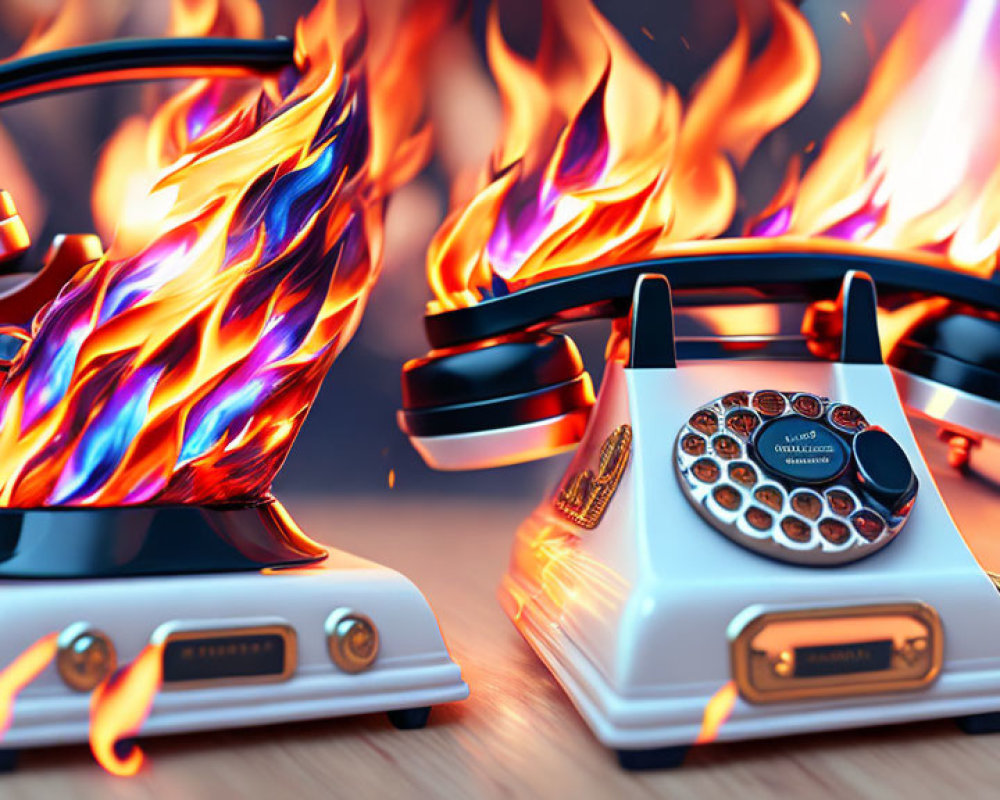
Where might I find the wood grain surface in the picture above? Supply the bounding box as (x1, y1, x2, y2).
(6, 421, 1000, 799)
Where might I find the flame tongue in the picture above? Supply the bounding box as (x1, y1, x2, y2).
(0, 633, 59, 740)
(695, 680, 738, 745)
(89, 642, 165, 777)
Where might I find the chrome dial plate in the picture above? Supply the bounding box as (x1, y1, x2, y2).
(675, 390, 914, 566)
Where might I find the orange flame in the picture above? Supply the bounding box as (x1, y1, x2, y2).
(0, 0, 448, 506)
(89, 641, 164, 777)
(92, 0, 266, 251)
(507, 521, 627, 625)
(695, 680, 738, 745)
(9, 0, 109, 61)
(0, 0, 125, 239)
(756, 0, 1000, 271)
(427, 0, 819, 310)
(429, 0, 1000, 312)
(0, 632, 59, 740)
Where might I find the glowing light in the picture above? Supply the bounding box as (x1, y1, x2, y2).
(0, 633, 59, 740)
(89, 641, 164, 777)
(753, 0, 1000, 271)
(388, 468, 396, 489)
(924, 387, 959, 420)
(507, 522, 628, 624)
(0, 0, 447, 507)
(695, 680, 738, 745)
(430, 0, 1000, 312)
(92, 0, 265, 253)
(10, 0, 98, 60)
(427, 0, 819, 310)
(840, 11, 853, 25)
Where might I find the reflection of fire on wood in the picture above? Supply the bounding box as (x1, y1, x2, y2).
(555, 424, 631, 529)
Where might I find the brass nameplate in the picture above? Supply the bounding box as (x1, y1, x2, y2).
(730, 603, 942, 704)
(555, 425, 631, 530)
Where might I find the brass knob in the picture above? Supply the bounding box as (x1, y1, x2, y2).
(325, 609, 379, 673)
(56, 623, 117, 692)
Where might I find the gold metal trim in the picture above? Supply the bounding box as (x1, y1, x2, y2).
(554, 424, 631, 529)
(325, 609, 380, 673)
(159, 624, 297, 691)
(56, 623, 117, 693)
(730, 602, 943, 704)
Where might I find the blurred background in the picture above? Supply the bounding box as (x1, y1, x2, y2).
(0, 0, 918, 499)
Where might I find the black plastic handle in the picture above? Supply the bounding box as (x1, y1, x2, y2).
(0, 37, 294, 107)
(424, 250, 1000, 349)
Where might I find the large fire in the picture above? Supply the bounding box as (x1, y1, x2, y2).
(0, 0, 445, 506)
(428, 0, 1000, 312)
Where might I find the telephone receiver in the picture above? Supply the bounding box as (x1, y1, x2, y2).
(399, 248, 1000, 470)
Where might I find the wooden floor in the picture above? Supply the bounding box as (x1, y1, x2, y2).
(7, 425, 1000, 798)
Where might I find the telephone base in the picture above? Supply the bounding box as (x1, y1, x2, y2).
(1, 547, 468, 750)
(498, 357, 1000, 765)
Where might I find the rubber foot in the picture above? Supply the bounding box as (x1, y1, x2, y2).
(0, 749, 17, 772)
(957, 712, 1000, 735)
(387, 706, 432, 730)
(616, 745, 689, 771)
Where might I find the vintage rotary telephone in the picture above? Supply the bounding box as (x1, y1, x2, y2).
(0, 36, 468, 769)
(399, 247, 1000, 767)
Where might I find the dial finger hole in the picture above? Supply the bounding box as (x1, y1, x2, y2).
(754, 485, 784, 511)
(791, 393, 822, 418)
(826, 489, 856, 516)
(722, 391, 750, 409)
(712, 484, 742, 511)
(726, 409, 760, 437)
(689, 409, 718, 435)
(681, 434, 706, 456)
(851, 509, 886, 541)
(692, 458, 720, 483)
(819, 518, 851, 544)
(728, 462, 758, 487)
(745, 507, 773, 531)
(829, 403, 867, 432)
(752, 390, 787, 417)
(713, 435, 741, 460)
(790, 490, 823, 520)
(780, 516, 811, 543)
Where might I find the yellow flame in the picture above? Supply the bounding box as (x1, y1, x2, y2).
(0, 632, 59, 740)
(92, 0, 265, 253)
(427, 0, 819, 310)
(89, 641, 164, 777)
(695, 680, 738, 745)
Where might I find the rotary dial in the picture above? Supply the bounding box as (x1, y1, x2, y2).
(675, 390, 917, 566)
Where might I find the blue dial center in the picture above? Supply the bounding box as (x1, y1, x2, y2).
(753, 416, 850, 484)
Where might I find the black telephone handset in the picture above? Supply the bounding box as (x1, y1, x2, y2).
(399, 248, 1000, 471)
